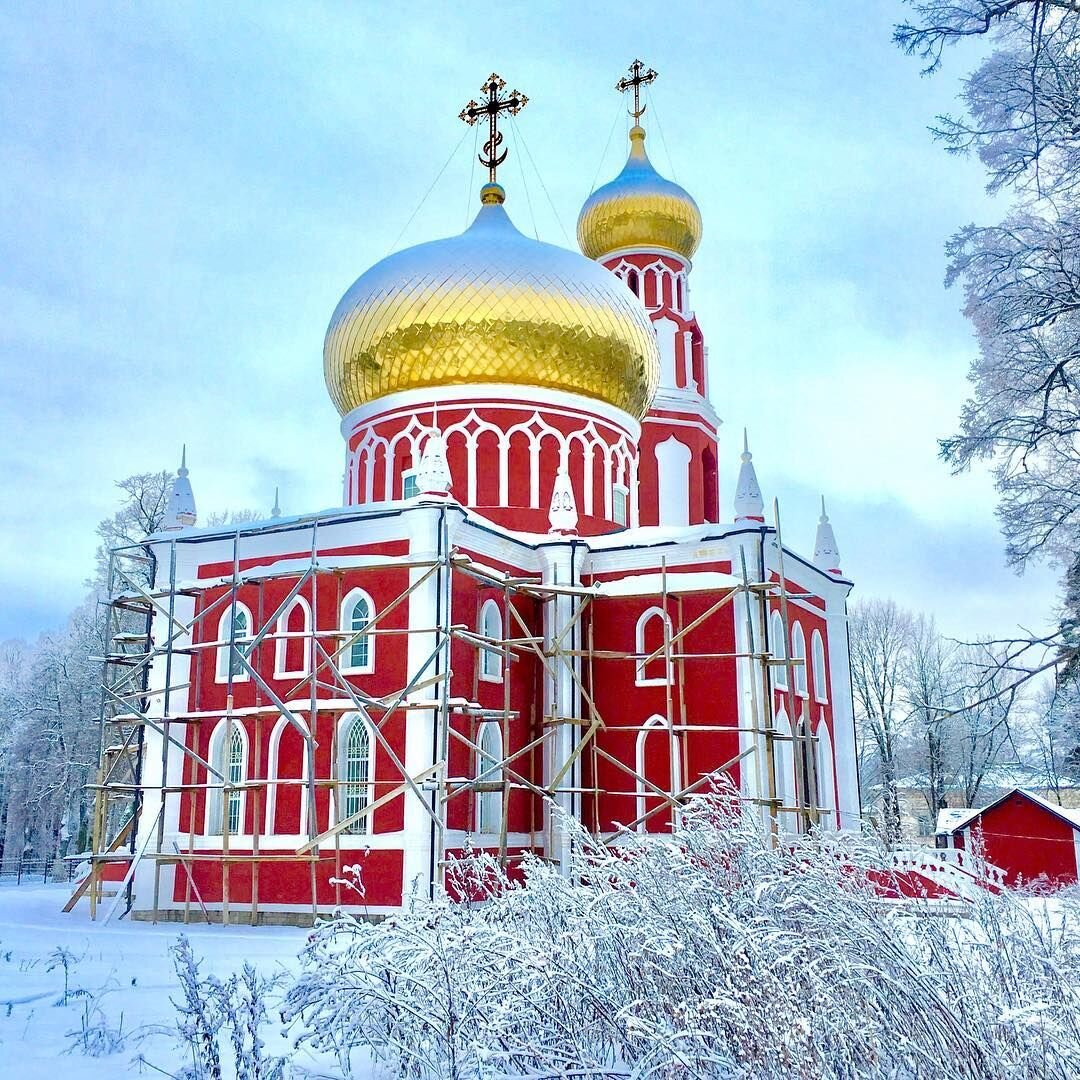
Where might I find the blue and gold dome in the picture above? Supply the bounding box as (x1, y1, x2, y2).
(324, 184, 660, 419)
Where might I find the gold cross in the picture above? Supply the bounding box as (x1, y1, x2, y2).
(616, 59, 658, 121)
(459, 73, 529, 184)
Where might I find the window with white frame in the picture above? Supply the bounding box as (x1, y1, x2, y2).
(274, 596, 310, 679)
(338, 713, 372, 835)
(812, 630, 828, 703)
(341, 589, 375, 673)
(208, 721, 246, 835)
(773, 707, 795, 832)
(479, 599, 503, 681)
(216, 604, 253, 682)
(613, 484, 629, 527)
(815, 715, 836, 829)
(475, 721, 503, 835)
(635, 714, 681, 832)
(791, 621, 808, 697)
(635, 607, 673, 685)
(770, 611, 787, 689)
(402, 468, 419, 499)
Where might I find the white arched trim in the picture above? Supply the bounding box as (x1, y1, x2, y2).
(791, 621, 808, 697)
(264, 716, 310, 838)
(634, 714, 681, 832)
(773, 707, 796, 834)
(770, 611, 787, 690)
(812, 630, 828, 703)
(475, 721, 503, 837)
(215, 603, 253, 684)
(337, 712, 374, 836)
(815, 714, 837, 830)
(340, 587, 376, 674)
(274, 596, 311, 679)
(206, 718, 249, 836)
(635, 607, 673, 686)
(479, 599, 504, 682)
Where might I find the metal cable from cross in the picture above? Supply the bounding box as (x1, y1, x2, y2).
(459, 73, 529, 184)
(616, 58, 658, 120)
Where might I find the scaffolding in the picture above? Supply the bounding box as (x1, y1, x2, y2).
(70, 500, 829, 924)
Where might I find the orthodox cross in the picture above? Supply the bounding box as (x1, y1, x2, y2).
(616, 59, 658, 121)
(459, 73, 529, 183)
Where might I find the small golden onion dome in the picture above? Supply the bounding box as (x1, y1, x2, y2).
(324, 183, 660, 419)
(577, 126, 702, 262)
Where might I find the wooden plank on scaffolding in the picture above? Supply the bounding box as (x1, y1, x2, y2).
(62, 817, 134, 913)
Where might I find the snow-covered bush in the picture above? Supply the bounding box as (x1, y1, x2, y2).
(284, 787, 1080, 1079)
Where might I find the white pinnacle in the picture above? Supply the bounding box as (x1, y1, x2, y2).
(162, 445, 197, 531)
(271, 487, 281, 518)
(417, 429, 452, 496)
(733, 429, 764, 522)
(548, 467, 579, 534)
(813, 496, 841, 575)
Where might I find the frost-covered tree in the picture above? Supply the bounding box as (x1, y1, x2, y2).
(896, 3, 1080, 686)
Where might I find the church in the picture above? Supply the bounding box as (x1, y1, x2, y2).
(105, 66, 859, 923)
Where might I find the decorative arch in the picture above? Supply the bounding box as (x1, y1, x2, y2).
(812, 630, 828, 703)
(654, 436, 691, 527)
(274, 596, 311, 679)
(475, 721, 503, 836)
(337, 712, 373, 835)
(773, 707, 795, 833)
(479, 599, 504, 682)
(206, 719, 248, 836)
(815, 714, 837, 830)
(340, 588, 375, 674)
(791, 621, 808, 696)
(635, 715, 681, 832)
(635, 607, 673, 685)
(264, 716, 309, 837)
(770, 611, 787, 690)
(215, 603, 253, 683)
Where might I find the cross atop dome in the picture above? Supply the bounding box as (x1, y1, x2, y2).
(616, 59, 658, 121)
(459, 73, 528, 187)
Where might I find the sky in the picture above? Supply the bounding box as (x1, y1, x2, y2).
(0, 1, 1062, 644)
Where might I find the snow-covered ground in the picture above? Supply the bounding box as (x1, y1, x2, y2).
(0, 883, 328, 1078)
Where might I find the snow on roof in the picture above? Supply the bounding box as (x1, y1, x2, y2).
(592, 570, 740, 597)
(937, 789, 1080, 834)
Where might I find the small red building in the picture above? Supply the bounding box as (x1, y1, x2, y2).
(936, 789, 1080, 889)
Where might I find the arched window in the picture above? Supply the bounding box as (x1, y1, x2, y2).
(338, 713, 372, 835)
(475, 722, 503, 835)
(812, 630, 828, 703)
(816, 715, 836, 830)
(626, 268, 639, 296)
(216, 604, 252, 683)
(479, 599, 503, 681)
(676, 274, 685, 313)
(773, 707, 795, 833)
(341, 589, 375, 674)
(635, 607, 673, 685)
(791, 621, 808, 696)
(770, 611, 787, 690)
(274, 596, 311, 679)
(635, 715, 681, 833)
(207, 721, 246, 835)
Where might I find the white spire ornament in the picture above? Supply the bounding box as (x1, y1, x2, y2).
(733, 429, 764, 522)
(814, 496, 842, 576)
(416, 429, 452, 496)
(271, 487, 281, 519)
(162, 445, 197, 531)
(548, 468, 578, 534)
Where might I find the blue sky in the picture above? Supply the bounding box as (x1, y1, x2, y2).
(0, 1, 1060, 642)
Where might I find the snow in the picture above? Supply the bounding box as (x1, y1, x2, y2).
(0, 883, 348, 1078)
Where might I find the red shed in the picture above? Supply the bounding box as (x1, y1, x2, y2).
(936, 789, 1080, 890)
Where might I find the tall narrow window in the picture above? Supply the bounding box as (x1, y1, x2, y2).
(274, 597, 310, 678)
(812, 630, 828, 703)
(341, 589, 375, 673)
(216, 605, 252, 682)
(479, 600, 503, 681)
(402, 469, 419, 499)
(475, 722, 503, 835)
(791, 622, 808, 696)
(626, 269, 639, 296)
(339, 714, 372, 835)
(770, 611, 788, 690)
(612, 484, 629, 527)
(225, 728, 243, 834)
(208, 721, 246, 835)
(816, 716, 836, 829)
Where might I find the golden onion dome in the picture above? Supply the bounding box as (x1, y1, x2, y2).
(577, 125, 702, 262)
(324, 183, 660, 419)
